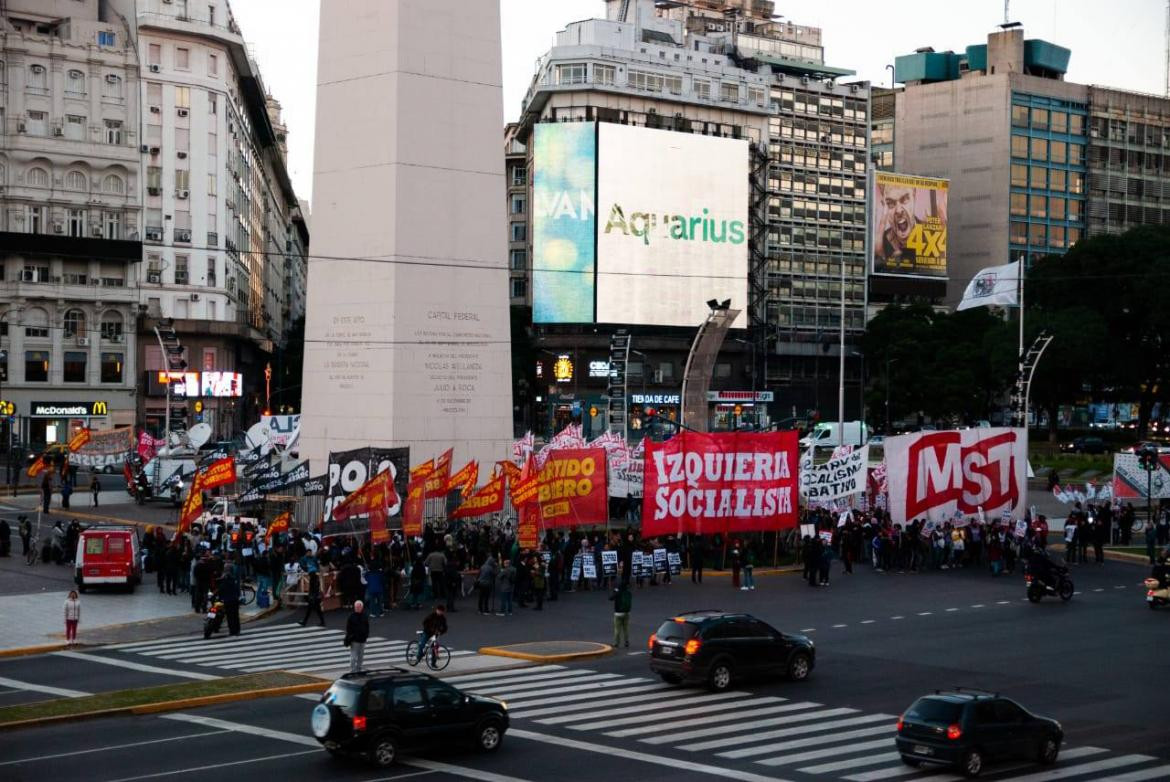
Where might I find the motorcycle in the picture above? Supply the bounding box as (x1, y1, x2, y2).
(129, 470, 184, 507)
(1144, 578, 1169, 609)
(203, 592, 225, 639)
(1024, 563, 1074, 602)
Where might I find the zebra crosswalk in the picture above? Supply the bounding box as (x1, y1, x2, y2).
(440, 666, 1170, 782)
(96, 624, 475, 676)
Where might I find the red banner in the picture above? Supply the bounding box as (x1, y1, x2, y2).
(518, 505, 539, 549)
(498, 460, 522, 484)
(200, 457, 237, 491)
(137, 431, 164, 462)
(410, 460, 435, 483)
(332, 469, 398, 523)
(178, 472, 205, 533)
(424, 449, 453, 499)
(67, 428, 91, 453)
(641, 431, 798, 536)
(447, 460, 478, 497)
(403, 476, 425, 537)
(452, 475, 505, 519)
(537, 448, 608, 528)
(265, 511, 291, 542)
(510, 454, 539, 507)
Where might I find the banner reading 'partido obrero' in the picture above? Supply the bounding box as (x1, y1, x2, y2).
(641, 430, 799, 536)
(537, 448, 608, 528)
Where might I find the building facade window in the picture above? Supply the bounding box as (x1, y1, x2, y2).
(594, 64, 615, 86)
(510, 278, 527, 298)
(27, 166, 50, 187)
(68, 208, 86, 237)
(100, 313, 124, 341)
(103, 74, 123, 99)
(27, 64, 48, 93)
(103, 174, 125, 194)
(511, 166, 526, 186)
(148, 43, 161, 65)
(104, 211, 121, 239)
(555, 63, 587, 85)
(27, 111, 48, 135)
(510, 222, 526, 242)
(510, 195, 525, 214)
(65, 170, 88, 190)
(694, 79, 711, 100)
(27, 206, 45, 234)
(510, 249, 526, 270)
(65, 115, 86, 141)
(25, 351, 49, 382)
(66, 69, 86, 96)
(101, 352, 123, 383)
(175, 86, 190, 108)
(104, 119, 123, 144)
(176, 47, 190, 70)
(64, 352, 88, 383)
(720, 82, 739, 103)
(98, 31, 116, 47)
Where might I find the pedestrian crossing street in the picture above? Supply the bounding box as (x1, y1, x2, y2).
(97, 624, 475, 676)
(441, 665, 1170, 782)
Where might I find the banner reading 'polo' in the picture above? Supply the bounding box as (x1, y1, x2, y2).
(884, 428, 1027, 526)
(537, 448, 608, 528)
(642, 430, 798, 536)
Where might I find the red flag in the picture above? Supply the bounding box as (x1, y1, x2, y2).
(199, 456, 236, 491)
(410, 459, 435, 483)
(178, 472, 205, 533)
(447, 460, 478, 497)
(537, 448, 608, 528)
(403, 475, 426, 537)
(497, 460, 522, 484)
(451, 474, 505, 519)
(332, 469, 399, 524)
(424, 449, 453, 499)
(510, 453, 539, 507)
(68, 428, 91, 453)
(266, 511, 291, 542)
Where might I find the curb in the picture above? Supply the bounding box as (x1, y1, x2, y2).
(478, 643, 613, 663)
(0, 643, 69, 659)
(1048, 544, 1151, 565)
(0, 678, 330, 732)
(701, 566, 801, 577)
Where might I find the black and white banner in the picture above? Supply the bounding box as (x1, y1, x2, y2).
(324, 446, 410, 526)
(302, 473, 328, 496)
(800, 446, 868, 501)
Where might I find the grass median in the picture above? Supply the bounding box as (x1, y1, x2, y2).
(0, 671, 325, 727)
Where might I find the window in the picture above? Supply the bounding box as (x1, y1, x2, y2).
(663, 74, 683, 95)
(25, 351, 49, 382)
(1010, 192, 1027, 216)
(1068, 226, 1081, 246)
(65, 170, 87, 191)
(28, 63, 48, 92)
(104, 211, 121, 239)
(629, 69, 664, 92)
(1029, 222, 1046, 246)
(65, 115, 86, 141)
(27, 110, 48, 135)
(1069, 114, 1084, 135)
(64, 352, 87, 383)
(27, 207, 46, 234)
(511, 223, 526, 242)
(511, 166, 526, 186)
(101, 352, 123, 383)
(720, 82, 739, 103)
(66, 69, 86, 95)
(510, 249, 526, 270)
(694, 79, 711, 100)
(1030, 166, 1046, 189)
(1067, 199, 1081, 220)
(175, 168, 190, 191)
(1010, 135, 1028, 158)
(392, 683, 425, 710)
(209, 93, 217, 114)
(68, 208, 86, 237)
(555, 63, 587, 85)
(1030, 108, 1048, 131)
(102, 74, 123, 99)
(175, 86, 190, 109)
(148, 43, 161, 65)
(423, 681, 462, 708)
(206, 257, 216, 287)
(594, 64, 615, 86)
(1010, 221, 1028, 245)
(1049, 169, 1066, 192)
(510, 195, 525, 215)
(1050, 197, 1066, 220)
(1068, 144, 1083, 165)
(27, 166, 50, 187)
(103, 174, 125, 194)
(98, 31, 116, 47)
(105, 119, 123, 144)
(1030, 137, 1047, 160)
(1050, 224, 1066, 248)
(1010, 164, 1028, 188)
(176, 47, 190, 70)
(1068, 171, 1084, 194)
(100, 313, 124, 341)
(175, 255, 189, 284)
(748, 86, 766, 106)
(1011, 105, 1029, 128)
(1051, 111, 1068, 133)
(1050, 140, 1066, 164)
(510, 278, 527, 298)
(657, 362, 674, 380)
(1029, 194, 1046, 218)
(208, 53, 218, 76)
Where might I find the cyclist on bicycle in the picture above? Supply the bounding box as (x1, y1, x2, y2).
(417, 604, 448, 659)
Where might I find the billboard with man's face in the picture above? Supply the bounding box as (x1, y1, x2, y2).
(872, 172, 948, 278)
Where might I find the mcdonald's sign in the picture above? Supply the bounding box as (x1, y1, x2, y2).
(30, 400, 111, 418)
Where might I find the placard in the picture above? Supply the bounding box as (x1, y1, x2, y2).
(631, 551, 643, 577)
(653, 548, 667, 573)
(601, 550, 618, 577)
(667, 551, 682, 575)
(570, 554, 582, 582)
(582, 556, 597, 579)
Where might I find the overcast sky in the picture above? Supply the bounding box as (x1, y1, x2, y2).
(229, 0, 1165, 208)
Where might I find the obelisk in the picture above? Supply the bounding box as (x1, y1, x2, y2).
(301, 0, 513, 472)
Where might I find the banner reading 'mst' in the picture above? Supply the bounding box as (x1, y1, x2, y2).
(537, 448, 607, 528)
(642, 431, 798, 536)
(884, 428, 1027, 526)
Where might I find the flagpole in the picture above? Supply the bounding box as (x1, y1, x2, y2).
(1017, 254, 1025, 368)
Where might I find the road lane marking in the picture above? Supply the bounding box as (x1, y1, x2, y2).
(997, 600, 1012, 604)
(0, 730, 230, 766)
(832, 624, 847, 628)
(918, 612, 932, 616)
(52, 650, 218, 680)
(509, 728, 789, 782)
(444, 664, 564, 683)
(0, 675, 89, 698)
(647, 705, 850, 746)
(756, 736, 893, 766)
(600, 700, 810, 736)
(945, 608, 960, 612)
(514, 689, 742, 721)
(800, 750, 901, 774)
(801, 628, 816, 632)
(860, 620, 875, 624)
(975, 753, 1157, 782)
(890, 616, 903, 620)
(970, 604, 985, 608)
(98, 750, 321, 781)
(680, 710, 876, 752)
(163, 713, 536, 782)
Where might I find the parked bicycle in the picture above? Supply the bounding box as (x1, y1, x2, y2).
(404, 631, 451, 671)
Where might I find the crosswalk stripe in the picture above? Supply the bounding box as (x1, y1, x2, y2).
(625, 702, 822, 739)
(754, 737, 894, 766)
(497, 678, 658, 702)
(661, 706, 859, 747)
(695, 713, 893, 754)
(121, 626, 335, 653)
(841, 746, 1110, 782)
(105, 625, 319, 651)
(443, 667, 572, 686)
(596, 698, 793, 735)
(467, 673, 624, 695)
(163, 638, 405, 665)
(967, 754, 1157, 782)
(502, 683, 671, 708)
(515, 690, 746, 721)
(184, 644, 411, 670)
(243, 650, 475, 674)
(724, 725, 893, 759)
(1101, 765, 1170, 781)
(131, 629, 339, 656)
(799, 751, 903, 774)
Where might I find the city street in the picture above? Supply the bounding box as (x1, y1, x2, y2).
(2, 555, 1165, 782)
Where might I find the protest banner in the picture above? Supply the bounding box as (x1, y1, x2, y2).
(424, 448, 454, 499)
(72, 427, 134, 471)
(537, 448, 608, 528)
(325, 447, 409, 526)
(601, 550, 618, 576)
(800, 446, 868, 501)
(452, 475, 505, 519)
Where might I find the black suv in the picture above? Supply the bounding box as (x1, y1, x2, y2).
(895, 690, 1062, 777)
(310, 668, 509, 767)
(648, 610, 814, 691)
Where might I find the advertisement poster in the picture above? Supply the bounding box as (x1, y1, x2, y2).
(537, 448, 608, 528)
(800, 446, 869, 501)
(532, 122, 596, 323)
(325, 447, 410, 527)
(641, 431, 799, 536)
(1112, 452, 1170, 500)
(595, 123, 748, 327)
(884, 428, 1027, 526)
(872, 171, 948, 278)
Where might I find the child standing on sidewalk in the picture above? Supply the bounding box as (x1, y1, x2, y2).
(64, 590, 81, 646)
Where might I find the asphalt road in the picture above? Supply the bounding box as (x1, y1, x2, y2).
(1, 556, 1165, 782)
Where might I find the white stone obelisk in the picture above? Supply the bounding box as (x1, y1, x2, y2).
(300, 0, 513, 473)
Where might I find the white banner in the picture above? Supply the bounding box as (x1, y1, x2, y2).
(800, 446, 868, 501)
(608, 457, 644, 498)
(884, 428, 1027, 526)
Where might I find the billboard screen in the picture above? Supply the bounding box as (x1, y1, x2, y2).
(532, 122, 596, 324)
(596, 124, 748, 327)
(872, 172, 948, 278)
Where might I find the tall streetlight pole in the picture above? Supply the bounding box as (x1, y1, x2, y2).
(837, 257, 846, 435)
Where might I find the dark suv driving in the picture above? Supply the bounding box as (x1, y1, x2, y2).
(648, 610, 814, 691)
(310, 668, 509, 767)
(895, 690, 1062, 777)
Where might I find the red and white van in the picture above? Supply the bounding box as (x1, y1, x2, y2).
(75, 526, 142, 592)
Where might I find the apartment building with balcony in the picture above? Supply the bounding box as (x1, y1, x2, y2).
(0, 0, 142, 448)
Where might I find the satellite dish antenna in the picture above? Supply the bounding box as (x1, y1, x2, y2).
(244, 421, 271, 450)
(187, 422, 212, 449)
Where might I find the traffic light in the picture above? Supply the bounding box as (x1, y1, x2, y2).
(1138, 448, 1159, 471)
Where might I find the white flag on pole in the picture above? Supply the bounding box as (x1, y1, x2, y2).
(956, 260, 1020, 311)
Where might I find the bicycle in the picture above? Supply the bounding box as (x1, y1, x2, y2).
(239, 580, 257, 606)
(404, 631, 450, 671)
(25, 533, 40, 567)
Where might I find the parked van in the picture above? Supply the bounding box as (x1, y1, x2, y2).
(799, 421, 868, 449)
(75, 525, 141, 592)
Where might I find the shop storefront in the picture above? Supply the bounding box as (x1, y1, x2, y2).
(707, 390, 773, 431)
(629, 392, 681, 441)
(26, 399, 115, 450)
(545, 392, 608, 440)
